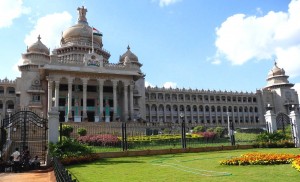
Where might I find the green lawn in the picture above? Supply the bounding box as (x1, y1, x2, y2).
(67, 148, 300, 182)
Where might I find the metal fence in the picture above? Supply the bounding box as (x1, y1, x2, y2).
(62, 122, 255, 152)
(53, 157, 77, 182)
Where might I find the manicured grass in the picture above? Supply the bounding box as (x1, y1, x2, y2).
(67, 148, 300, 182)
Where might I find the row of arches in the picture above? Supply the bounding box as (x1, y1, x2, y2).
(0, 100, 15, 113)
(0, 86, 15, 95)
(145, 104, 260, 124)
(146, 104, 258, 113)
(145, 92, 257, 103)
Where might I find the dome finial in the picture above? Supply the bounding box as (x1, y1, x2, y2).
(127, 45, 130, 50)
(38, 35, 41, 41)
(77, 6, 88, 23)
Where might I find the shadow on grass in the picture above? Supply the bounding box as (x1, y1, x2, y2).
(68, 158, 145, 169)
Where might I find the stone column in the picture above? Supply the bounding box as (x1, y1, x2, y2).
(47, 107, 59, 165)
(289, 108, 300, 147)
(124, 83, 128, 121)
(82, 78, 88, 120)
(98, 79, 104, 122)
(112, 80, 118, 121)
(67, 78, 73, 119)
(47, 79, 53, 112)
(264, 108, 277, 133)
(48, 107, 60, 144)
(54, 80, 60, 107)
(129, 84, 134, 121)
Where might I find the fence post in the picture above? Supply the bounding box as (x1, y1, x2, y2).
(289, 106, 300, 147)
(181, 120, 186, 149)
(122, 122, 128, 151)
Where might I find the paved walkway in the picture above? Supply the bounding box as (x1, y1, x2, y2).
(0, 170, 56, 182)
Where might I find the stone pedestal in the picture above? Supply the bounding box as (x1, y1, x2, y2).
(74, 116, 81, 122)
(264, 110, 277, 133)
(94, 116, 100, 122)
(290, 110, 300, 147)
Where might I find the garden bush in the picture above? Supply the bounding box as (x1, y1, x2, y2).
(60, 124, 73, 137)
(49, 138, 92, 159)
(256, 131, 288, 142)
(193, 125, 206, 132)
(77, 127, 87, 136)
(214, 127, 225, 138)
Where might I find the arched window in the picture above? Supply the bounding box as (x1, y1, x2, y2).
(205, 105, 210, 112)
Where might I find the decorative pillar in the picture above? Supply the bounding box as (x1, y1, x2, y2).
(67, 78, 73, 120)
(82, 78, 88, 121)
(289, 106, 300, 147)
(264, 105, 277, 133)
(47, 79, 53, 112)
(48, 107, 60, 143)
(124, 83, 128, 121)
(129, 84, 134, 121)
(54, 80, 60, 107)
(47, 107, 59, 165)
(97, 79, 104, 122)
(112, 80, 118, 121)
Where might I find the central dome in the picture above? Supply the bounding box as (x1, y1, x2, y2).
(61, 6, 102, 48)
(267, 62, 285, 77)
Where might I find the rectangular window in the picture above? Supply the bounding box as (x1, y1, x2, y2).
(32, 94, 40, 102)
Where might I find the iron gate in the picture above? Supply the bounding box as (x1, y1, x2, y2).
(276, 113, 290, 134)
(0, 110, 48, 164)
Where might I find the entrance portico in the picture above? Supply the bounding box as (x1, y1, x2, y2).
(47, 75, 134, 122)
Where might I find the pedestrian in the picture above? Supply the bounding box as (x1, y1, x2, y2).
(21, 146, 30, 170)
(11, 147, 21, 172)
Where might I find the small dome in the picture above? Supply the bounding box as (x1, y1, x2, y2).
(268, 62, 285, 77)
(119, 45, 138, 63)
(27, 35, 49, 55)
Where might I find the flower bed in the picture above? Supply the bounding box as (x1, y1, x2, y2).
(77, 134, 120, 146)
(292, 156, 300, 172)
(220, 153, 297, 165)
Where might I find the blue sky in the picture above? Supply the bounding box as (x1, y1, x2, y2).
(1, 0, 300, 94)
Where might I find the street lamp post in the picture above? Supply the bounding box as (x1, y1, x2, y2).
(180, 112, 186, 149)
(227, 112, 235, 146)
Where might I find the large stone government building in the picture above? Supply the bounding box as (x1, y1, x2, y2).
(0, 7, 298, 129)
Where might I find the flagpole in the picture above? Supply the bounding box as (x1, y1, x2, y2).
(92, 27, 94, 53)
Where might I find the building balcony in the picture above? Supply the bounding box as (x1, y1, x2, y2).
(27, 85, 45, 93)
(29, 101, 42, 108)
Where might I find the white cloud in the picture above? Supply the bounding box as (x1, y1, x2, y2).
(145, 81, 177, 88)
(24, 11, 73, 51)
(12, 58, 23, 77)
(163, 82, 177, 88)
(155, 0, 182, 7)
(213, 0, 300, 77)
(0, 0, 30, 28)
(145, 81, 154, 87)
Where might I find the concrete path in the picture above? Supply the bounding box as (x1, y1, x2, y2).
(0, 170, 56, 182)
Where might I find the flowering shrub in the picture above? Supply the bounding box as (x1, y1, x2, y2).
(77, 134, 120, 146)
(193, 132, 216, 142)
(292, 156, 300, 172)
(220, 153, 297, 165)
(61, 154, 99, 165)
